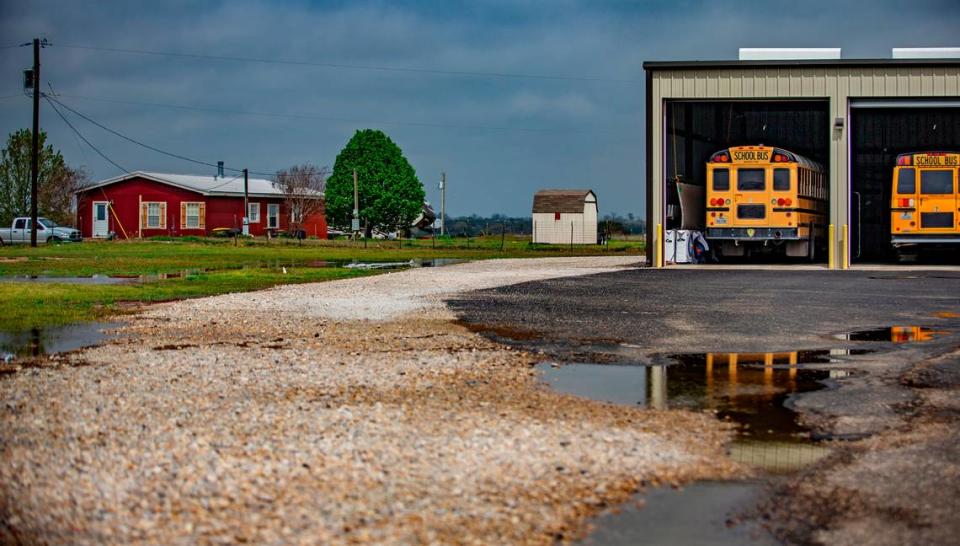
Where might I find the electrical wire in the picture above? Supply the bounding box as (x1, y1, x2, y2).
(52, 43, 641, 84)
(55, 93, 628, 137)
(44, 94, 130, 174)
(45, 95, 276, 176)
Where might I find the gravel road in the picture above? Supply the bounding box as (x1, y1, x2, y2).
(0, 257, 742, 545)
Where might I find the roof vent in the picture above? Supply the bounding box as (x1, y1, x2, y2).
(739, 48, 841, 61)
(217, 161, 224, 178)
(892, 47, 960, 59)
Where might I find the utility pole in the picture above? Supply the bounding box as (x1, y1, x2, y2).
(30, 38, 40, 248)
(242, 168, 249, 236)
(352, 169, 360, 240)
(439, 172, 446, 236)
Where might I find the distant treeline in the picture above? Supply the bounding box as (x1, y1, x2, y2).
(438, 214, 645, 237)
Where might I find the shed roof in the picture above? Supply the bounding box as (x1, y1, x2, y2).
(77, 171, 321, 199)
(532, 189, 596, 213)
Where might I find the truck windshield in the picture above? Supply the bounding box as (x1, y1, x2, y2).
(38, 218, 56, 228)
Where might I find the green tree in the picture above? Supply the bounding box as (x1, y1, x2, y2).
(0, 129, 82, 226)
(325, 129, 425, 234)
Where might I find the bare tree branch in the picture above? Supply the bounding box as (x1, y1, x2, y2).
(275, 164, 328, 236)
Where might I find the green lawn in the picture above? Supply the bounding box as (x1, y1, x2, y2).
(0, 235, 644, 331)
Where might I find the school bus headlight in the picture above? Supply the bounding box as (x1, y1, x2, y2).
(725, 199, 731, 205)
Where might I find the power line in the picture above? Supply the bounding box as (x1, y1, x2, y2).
(56, 92, 629, 137)
(52, 43, 641, 84)
(44, 94, 129, 174)
(45, 95, 276, 176)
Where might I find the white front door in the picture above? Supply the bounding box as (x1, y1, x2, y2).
(93, 202, 110, 238)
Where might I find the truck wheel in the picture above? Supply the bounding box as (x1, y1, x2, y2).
(47, 236, 62, 244)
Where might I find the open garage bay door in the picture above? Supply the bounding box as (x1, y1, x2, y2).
(663, 101, 829, 260)
(850, 100, 960, 262)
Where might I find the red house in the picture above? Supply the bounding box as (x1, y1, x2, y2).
(75, 171, 327, 239)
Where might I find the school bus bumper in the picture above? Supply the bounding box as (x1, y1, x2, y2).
(706, 227, 800, 241)
(892, 235, 960, 246)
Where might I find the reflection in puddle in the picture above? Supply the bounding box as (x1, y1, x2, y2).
(538, 358, 827, 442)
(537, 349, 861, 473)
(0, 322, 119, 360)
(834, 325, 941, 343)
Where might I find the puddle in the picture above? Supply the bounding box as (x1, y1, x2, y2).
(544, 354, 839, 544)
(0, 322, 120, 360)
(538, 356, 834, 444)
(581, 481, 775, 546)
(0, 275, 135, 285)
(833, 326, 941, 343)
(342, 258, 465, 270)
(0, 258, 465, 283)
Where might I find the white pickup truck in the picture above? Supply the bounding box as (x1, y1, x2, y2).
(0, 217, 82, 244)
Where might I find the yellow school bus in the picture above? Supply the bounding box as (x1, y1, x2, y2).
(890, 151, 960, 260)
(705, 146, 827, 259)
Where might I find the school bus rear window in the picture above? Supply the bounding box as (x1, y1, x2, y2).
(713, 169, 729, 191)
(737, 169, 765, 191)
(773, 169, 790, 191)
(897, 168, 916, 194)
(920, 170, 953, 194)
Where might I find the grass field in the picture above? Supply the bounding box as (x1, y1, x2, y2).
(0, 235, 644, 331)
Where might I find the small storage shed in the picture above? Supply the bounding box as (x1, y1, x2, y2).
(532, 189, 598, 244)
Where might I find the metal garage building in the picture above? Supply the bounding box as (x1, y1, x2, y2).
(644, 52, 960, 268)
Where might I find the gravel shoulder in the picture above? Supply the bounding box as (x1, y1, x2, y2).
(0, 257, 743, 545)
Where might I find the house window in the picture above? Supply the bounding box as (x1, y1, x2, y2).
(185, 203, 200, 228)
(267, 203, 279, 229)
(248, 202, 260, 223)
(142, 202, 167, 229)
(180, 202, 206, 230)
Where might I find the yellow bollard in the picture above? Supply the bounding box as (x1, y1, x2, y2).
(828, 224, 836, 270)
(656, 223, 664, 268)
(842, 224, 849, 270)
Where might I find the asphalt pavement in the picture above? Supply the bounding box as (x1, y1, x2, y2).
(448, 267, 960, 359)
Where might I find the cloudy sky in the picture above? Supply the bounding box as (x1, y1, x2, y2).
(1, 0, 958, 217)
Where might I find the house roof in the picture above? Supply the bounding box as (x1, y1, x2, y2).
(77, 171, 322, 199)
(532, 189, 596, 213)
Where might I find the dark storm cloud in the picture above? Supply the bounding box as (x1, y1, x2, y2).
(0, 0, 957, 216)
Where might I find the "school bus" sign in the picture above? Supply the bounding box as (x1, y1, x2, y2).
(731, 148, 771, 162)
(911, 152, 960, 167)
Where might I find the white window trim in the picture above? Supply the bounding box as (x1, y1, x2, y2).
(267, 203, 280, 229)
(146, 202, 163, 229)
(248, 202, 260, 223)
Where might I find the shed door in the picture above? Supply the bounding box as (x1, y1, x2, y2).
(93, 202, 110, 238)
